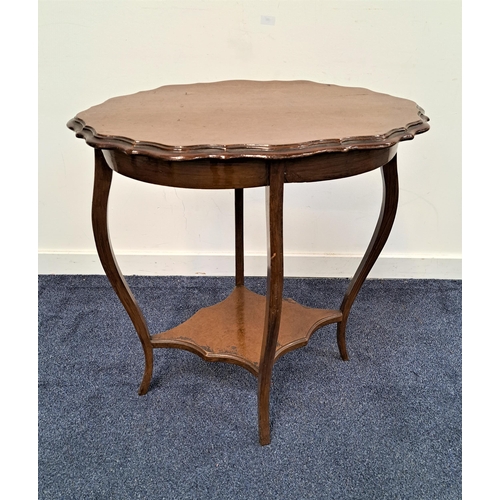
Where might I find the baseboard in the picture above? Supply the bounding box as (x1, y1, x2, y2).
(38, 251, 462, 279)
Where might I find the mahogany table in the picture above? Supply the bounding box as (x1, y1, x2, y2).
(67, 80, 429, 445)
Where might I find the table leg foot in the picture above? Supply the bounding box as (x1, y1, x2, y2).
(138, 346, 154, 395)
(336, 322, 350, 361)
(258, 380, 272, 445)
(92, 149, 154, 395)
(337, 155, 399, 358)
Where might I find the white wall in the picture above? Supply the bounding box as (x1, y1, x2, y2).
(38, 0, 461, 278)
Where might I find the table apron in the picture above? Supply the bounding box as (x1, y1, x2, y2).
(102, 146, 398, 189)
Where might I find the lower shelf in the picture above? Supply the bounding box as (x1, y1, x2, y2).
(150, 286, 342, 375)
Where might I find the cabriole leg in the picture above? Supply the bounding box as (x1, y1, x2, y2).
(337, 154, 399, 360)
(92, 149, 154, 395)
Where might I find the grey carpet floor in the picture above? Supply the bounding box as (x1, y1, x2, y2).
(38, 276, 461, 499)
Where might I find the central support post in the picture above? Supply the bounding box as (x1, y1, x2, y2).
(235, 188, 244, 287)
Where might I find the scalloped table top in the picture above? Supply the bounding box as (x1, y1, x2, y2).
(68, 80, 429, 159)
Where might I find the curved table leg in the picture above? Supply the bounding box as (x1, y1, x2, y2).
(258, 161, 285, 445)
(92, 149, 154, 395)
(337, 154, 399, 360)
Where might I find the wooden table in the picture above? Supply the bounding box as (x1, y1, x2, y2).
(67, 80, 429, 445)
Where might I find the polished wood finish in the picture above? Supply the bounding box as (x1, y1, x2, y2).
(258, 161, 285, 445)
(98, 145, 397, 189)
(102, 149, 270, 189)
(151, 286, 342, 375)
(337, 154, 399, 360)
(68, 80, 429, 445)
(67, 80, 429, 160)
(92, 150, 153, 395)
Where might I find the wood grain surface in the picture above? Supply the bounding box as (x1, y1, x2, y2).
(151, 286, 342, 376)
(68, 80, 429, 160)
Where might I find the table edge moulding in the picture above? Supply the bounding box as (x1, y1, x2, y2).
(67, 80, 430, 445)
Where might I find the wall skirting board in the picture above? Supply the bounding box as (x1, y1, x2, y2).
(38, 252, 462, 279)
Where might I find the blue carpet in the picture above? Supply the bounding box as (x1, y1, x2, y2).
(38, 276, 461, 499)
